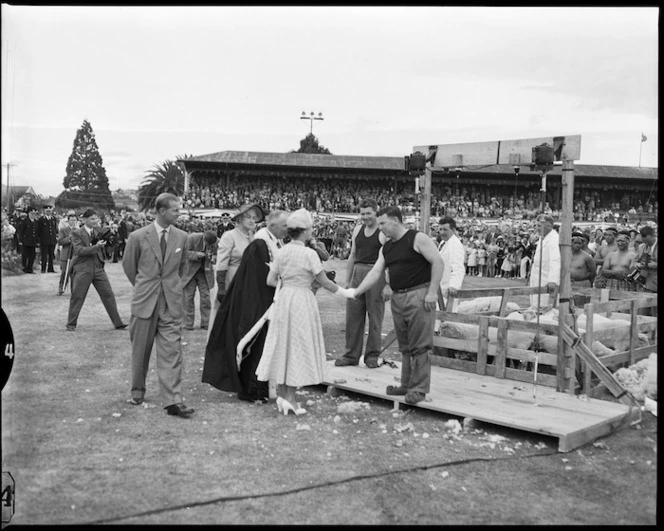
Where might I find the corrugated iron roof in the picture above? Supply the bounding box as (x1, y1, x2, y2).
(184, 151, 403, 171)
(180, 151, 657, 180)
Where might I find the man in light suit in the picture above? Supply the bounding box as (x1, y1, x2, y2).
(57, 211, 78, 295)
(437, 217, 466, 310)
(66, 209, 126, 331)
(529, 214, 560, 308)
(122, 193, 193, 418)
(181, 230, 218, 330)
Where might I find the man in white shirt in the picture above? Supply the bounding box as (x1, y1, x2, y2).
(437, 217, 466, 310)
(529, 214, 561, 308)
(254, 210, 289, 260)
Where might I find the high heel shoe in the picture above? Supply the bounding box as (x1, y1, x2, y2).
(279, 398, 307, 416)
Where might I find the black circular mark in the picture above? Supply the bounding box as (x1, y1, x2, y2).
(1, 308, 15, 391)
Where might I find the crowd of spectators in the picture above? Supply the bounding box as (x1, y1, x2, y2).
(2, 173, 657, 275)
(185, 175, 657, 224)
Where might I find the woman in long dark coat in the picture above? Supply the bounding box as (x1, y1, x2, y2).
(202, 238, 274, 402)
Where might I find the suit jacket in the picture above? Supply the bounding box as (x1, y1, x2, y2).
(438, 234, 466, 294)
(57, 224, 74, 261)
(70, 227, 106, 272)
(637, 239, 658, 292)
(181, 232, 216, 288)
(38, 216, 58, 245)
(122, 223, 188, 319)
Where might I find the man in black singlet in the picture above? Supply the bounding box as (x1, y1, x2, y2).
(336, 199, 390, 368)
(353, 206, 444, 404)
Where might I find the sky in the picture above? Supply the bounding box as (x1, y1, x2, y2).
(1, 6, 659, 199)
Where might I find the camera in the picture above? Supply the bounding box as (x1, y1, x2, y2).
(626, 268, 645, 286)
(92, 226, 118, 247)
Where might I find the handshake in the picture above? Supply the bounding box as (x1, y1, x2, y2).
(335, 287, 356, 299)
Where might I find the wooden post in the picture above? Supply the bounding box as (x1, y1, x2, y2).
(419, 166, 432, 234)
(557, 159, 575, 393)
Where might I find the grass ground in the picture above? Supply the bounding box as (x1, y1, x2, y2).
(0, 258, 657, 525)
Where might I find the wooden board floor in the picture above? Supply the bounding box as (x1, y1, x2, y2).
(322, 361, 640, 453)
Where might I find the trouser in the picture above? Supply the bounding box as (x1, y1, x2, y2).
(341, 263, 386, 364)
(66, 264, 124, 328)
(129, 291, 184, 407)
(59, 259, 73, 292)
(183, 269, 211, 328)
(40, 243, 55, 272)
(22, 245, 36, 272)
(390, 285, 434, 394)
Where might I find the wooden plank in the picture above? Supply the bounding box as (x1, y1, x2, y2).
(322, 361, 633, 452)
(413, 134, 581, 168)
(558, 409, 640, 452)
(559, 323, 638, 406)
(494, 319, 507, 378)
(476, 315, 489, 375)
(630, 300, 638, 366)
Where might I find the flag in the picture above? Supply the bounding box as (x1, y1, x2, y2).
(641, 133, 647, 142)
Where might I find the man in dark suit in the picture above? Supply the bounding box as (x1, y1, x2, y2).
(19, 207, 39, 273)
(181, 230, 218, 330)
(66, 209, 126, 331)
(38, 205, 59, 272)
(122, 193, 193, 418)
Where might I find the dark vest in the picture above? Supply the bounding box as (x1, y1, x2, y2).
(383, 229, 431, 291)
(354, 226, 382, 264)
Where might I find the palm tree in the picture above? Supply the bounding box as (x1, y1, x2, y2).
(137, 155, 190, 211)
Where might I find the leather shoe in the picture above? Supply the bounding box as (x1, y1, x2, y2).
(166, 403, 194, 418)
(115, 323, 128, 330)
(129, 397, 143, 406)
(335, 358, 359, 367)
(364, 359, 380, 369)
(66, 326, 76, 332)
(386, 385, 408, 395)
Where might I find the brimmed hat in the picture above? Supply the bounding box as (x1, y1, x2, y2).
(231, 204, 264, 222)
(287, 208, 313, 229)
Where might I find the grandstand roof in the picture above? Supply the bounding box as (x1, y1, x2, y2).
(184, 151, 401, 171)
(181, 151, 657, 180)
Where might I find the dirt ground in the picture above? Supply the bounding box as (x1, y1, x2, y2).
(0, 258, 657, 525)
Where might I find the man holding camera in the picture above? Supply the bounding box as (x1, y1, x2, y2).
(66, 208, 127, 331)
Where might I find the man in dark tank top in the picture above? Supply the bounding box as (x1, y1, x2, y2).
(352, 206, 443, 405)
(335, 199, 390, 368)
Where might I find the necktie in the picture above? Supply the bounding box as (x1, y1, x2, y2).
(160, 229, 167, 259)
(276, 240, 282, 249)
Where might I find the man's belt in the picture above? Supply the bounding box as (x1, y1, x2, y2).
(392, 282, 430, 294)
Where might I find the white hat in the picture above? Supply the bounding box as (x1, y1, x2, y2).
(287, 208, 313, 229)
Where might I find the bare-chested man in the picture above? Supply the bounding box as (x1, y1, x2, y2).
(570, 232, 596, 289)
(599, 230, 637, 291)
(593, 226, 618, 288)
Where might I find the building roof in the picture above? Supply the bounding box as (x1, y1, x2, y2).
(183, 151, 403, 171)
(180, 151, 657, 181)
(4, 185, 36, 197)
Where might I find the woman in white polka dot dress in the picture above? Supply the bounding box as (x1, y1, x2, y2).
(256, 209, 355, 416)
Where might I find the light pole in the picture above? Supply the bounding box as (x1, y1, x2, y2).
(300, 111, 324, 134)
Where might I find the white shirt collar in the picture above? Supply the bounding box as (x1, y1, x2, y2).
(154, 220, 171, 235)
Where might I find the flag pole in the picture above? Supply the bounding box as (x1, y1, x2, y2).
(639, 133, 646, 168)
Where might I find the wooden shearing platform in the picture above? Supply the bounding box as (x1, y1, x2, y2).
(322, 360, 640, 453)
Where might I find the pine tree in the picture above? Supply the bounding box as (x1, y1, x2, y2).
(290, 133, 332, 154)
(56, 119, 114, 210)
